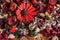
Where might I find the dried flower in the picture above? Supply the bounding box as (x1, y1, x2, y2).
(16, 3, 37, 23)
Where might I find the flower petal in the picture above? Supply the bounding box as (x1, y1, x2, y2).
(28, 5, 35, 12)
(16, 9, 21, 15)
(25, 3, 31, 10)
(28, 12, 37, 16)
(28, 15, 34, 21)
(18, 3, 24, 10)
(25, 15, 30, 22)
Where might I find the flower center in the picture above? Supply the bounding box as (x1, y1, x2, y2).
(21, 9, 27, 16)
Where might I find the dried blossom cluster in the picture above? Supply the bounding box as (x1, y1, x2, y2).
(0, 0, 60, 40)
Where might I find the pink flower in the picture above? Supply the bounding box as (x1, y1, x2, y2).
(49, 0, 57, 5)
(37, 5, 44, 12)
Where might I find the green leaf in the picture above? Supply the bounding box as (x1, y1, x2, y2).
(7, 26, 11, 30)
(29, 30, 35, 37)
(15, 31, 20, 38)
(15, 34, 19, 38)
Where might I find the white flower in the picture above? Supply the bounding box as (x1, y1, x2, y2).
(57, 4, 60, 8)
(46, 23, 51, 27)
(35, 27, 40, 34)
(40, 13, 45, 17)
(29, 23, 36, 30)
(0, 15, 4, 18)
(23, 29, 28, 35)
(52, 21, 56, 26)
(40, 26, 46, 30)
(6, 0, 10, 3)
(3, 14, 8, 18)
(8, 34, 15, 39)
(19, 28, 28, 35)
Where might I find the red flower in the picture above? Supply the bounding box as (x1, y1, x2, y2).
(16, 3, 37, 23)
(47, 5, 54, 13)
(49, 0, 57, 5)
(7, 16, 17, 26)
(9, 2, 17, 12)
(31, 0, 38, 4)
(9, 27, 16, 33)
(16, 0, 23, 4)
(37, 5, 44, 12)
(2, 2, 7, 12)
(2, 2, 17, 12)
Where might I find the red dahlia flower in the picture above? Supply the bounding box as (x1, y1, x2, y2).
(16, 3, 37, 23)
